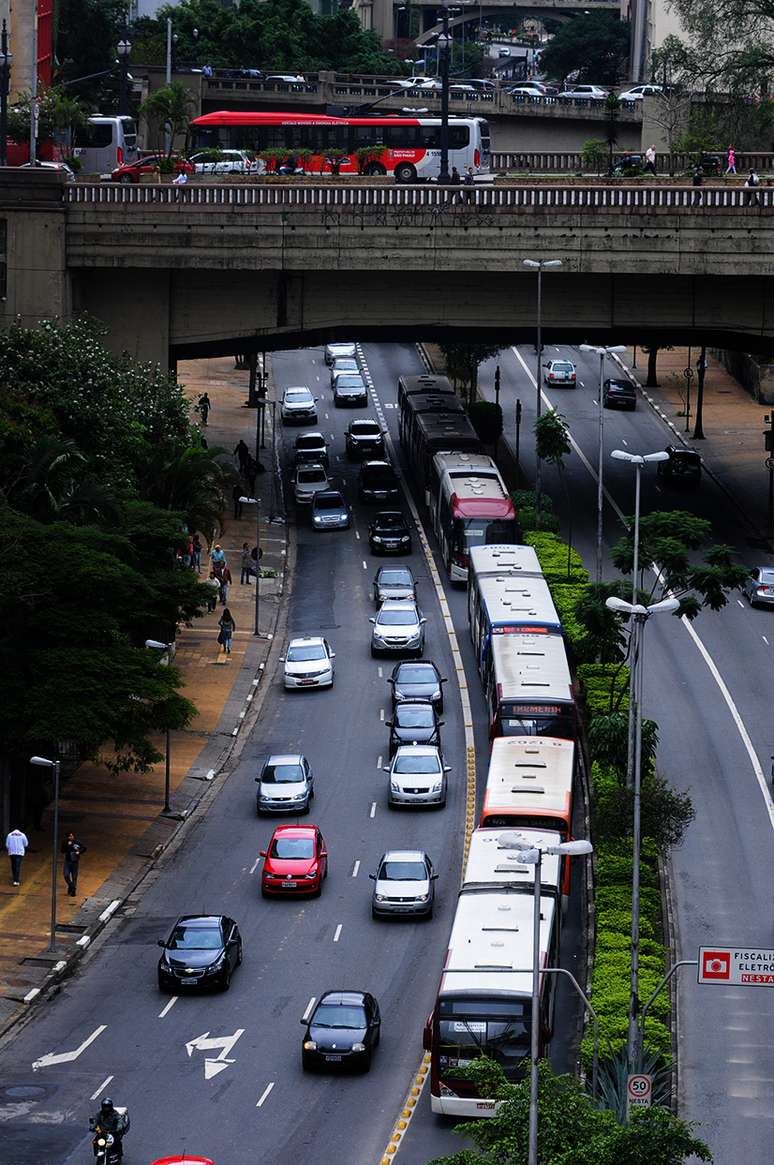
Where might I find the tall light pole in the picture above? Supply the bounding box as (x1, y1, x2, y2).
(144, 639, 173, 814)
(29, 5, 38, 166)
(30, 755, 61, 952)
(523, 259, 562, 526)
(239, 496, 268, 638)
(605, 594, 679, 1069)
(498, 831, 593, 1165)
(580, 344, 626, 585)
(0, 20, 12, 168)
(117, 35, 132, 116)
(437, 6, 451, 183)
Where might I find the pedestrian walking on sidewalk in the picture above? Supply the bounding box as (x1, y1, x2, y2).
(192, 534, 202, 573)
(240, 541, 253, 584)
(234, 439, 250, 474)
(218, 564, 233, 606)
(211, 543, 226, 568)
(645, 143, 656, 175)
(205, 571, 219, 613)
(218, 608, 236, 655)
(233, 483, 244, 519)
(197, 392, 211, 424)
(725, 145, 736, 175)
(182, 536, 193, 568)
(245, 455, 258, 497)
(691, 165, 703, 205)
(745, 168, 761, 206)
(62, 832, 87, 897)
(5, 828, 28, 886)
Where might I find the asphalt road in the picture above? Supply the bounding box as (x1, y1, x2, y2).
(477, 343, 774, 1163)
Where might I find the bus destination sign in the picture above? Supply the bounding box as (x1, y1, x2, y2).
(699, 946, 774, 986)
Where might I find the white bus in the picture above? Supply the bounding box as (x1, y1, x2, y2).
(469, 570, 562, 678)
(467, 544, 544, 599)
(480, 736, 575, 839)
(487, 633, 576, 741)
(71, 115, 138, 177)
(429, 452, 519, 583)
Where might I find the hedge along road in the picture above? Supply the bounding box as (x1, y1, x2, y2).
(481, 340, 774, 1163)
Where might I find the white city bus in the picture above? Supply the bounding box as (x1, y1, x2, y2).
(468, 569, 563, 679)
(487, 633, 576, 741)
(429, 452, 519, 582)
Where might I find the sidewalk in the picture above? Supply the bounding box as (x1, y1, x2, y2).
(0, 355, 287, 1030)
(618, 346, 774, 542)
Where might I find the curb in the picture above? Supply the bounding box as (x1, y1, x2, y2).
(0, 395, 293, 1047)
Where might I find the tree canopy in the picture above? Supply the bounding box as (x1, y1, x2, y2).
(538, 13, 630, 86)
(654, 0, 774, 92)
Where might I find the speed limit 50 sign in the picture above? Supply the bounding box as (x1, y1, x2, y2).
(627, 1073, 652, 1113)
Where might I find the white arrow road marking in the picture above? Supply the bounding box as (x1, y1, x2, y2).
(186, 1029, 244, 1079)
(32, 1025, 107, 1070)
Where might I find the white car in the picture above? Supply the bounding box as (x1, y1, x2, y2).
(281, 386, 318, 424)
(330, 356, 360, 387)
(370, 849, 437, 918)
(188, 149, 256, 174)
(384, 745, 450, 808)
(508, 85, 547, 98)
(325, 341, 357, 366)
(558, 84, 609, 100)
(370, 598, 425, 657)
(293, 462, 329, 505)
(282, 636, 335, 689)
(544, 359, 577, 386)
(265, 73, 305, 84)
(618, 84, 663, 101)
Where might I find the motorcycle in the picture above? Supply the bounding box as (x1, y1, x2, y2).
(90, 1106, 130, 1163)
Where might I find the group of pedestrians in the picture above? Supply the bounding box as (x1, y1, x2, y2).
(6, 827, 86, 896)
(232, 438, 265, 514)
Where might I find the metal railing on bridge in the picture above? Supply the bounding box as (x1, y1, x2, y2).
(491, 149, 774, 173)
(65, 183, 774, 211)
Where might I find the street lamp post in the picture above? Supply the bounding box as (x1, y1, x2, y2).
(580, 344, 626, 585)
(0, 20, 12, 168)
(30, 755, 61, 952)
(498, 832, 593, 1165)
(144, 639, 173, 814)
(523, 259, 562, 525)
(437, 4, 451, 183)
(117, 35, 132, 116)
(239, 496, 266, 638)
(605, 593, 679, 1068)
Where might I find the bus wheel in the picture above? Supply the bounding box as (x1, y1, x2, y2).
(365, 162, 387, 177)
(394, 163, 417, 184)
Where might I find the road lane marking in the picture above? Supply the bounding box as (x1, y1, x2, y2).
(355, 529, 361, 539)
(256, 1082, 275, 1108)
(737, 599, 745, 607)
(378, 665, 383, 677)
(250, 856, 261, 874)
(333, 924, 343, 943)
(32, 1025, 107, 1070)
(370, 802, 377, 818)
(363, 560, 367, 569)
(377, 755, 383, 769)
(303, 996, 316, 1020)
(89, 1075, 114, 1101)
(352, 860, 360, 877)
(380, 708, 385, 721)
(622, 437, 628, 446)
(763, 636, 769, 645)
(158, 996, 178, 1019)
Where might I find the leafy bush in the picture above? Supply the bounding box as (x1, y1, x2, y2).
(551, 583, 593, 660)
(578, 662, 630, 717)
(523, 530, 588, 583)
(511, 489, 560, 534)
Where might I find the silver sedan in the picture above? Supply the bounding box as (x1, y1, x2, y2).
(742, 566, 774, 607)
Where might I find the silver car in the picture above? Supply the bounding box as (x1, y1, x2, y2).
(369, 850, 437, 919)
(742, 566, 774, 607)
(385, 745, 450, 808)
(370, 599, 425, 657)
(293, 462, 329, 505)
(256, 754, 314, 814)
(373, 566, 416, 605)
(330, 357, 360, 387)
(281, 386, 318, 424)
(325, 341, 356, 366)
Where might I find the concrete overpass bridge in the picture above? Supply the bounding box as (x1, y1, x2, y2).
(412, 0, 616, 42)
(4, 172, 773, 370)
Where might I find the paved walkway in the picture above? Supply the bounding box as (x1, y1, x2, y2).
(619, 346, 774, 542)
(0, 355, 287, 1027)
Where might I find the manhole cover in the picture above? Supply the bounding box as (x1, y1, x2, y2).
(3, 1085, 46, 1100)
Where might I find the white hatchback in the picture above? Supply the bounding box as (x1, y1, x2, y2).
(282, 636, 335, 689)
(281, 386, 318, 424)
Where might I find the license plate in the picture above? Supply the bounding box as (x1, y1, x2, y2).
(299, 679, 316, 686)
(325, 1054, 342, 1062)
(283, 881, 298, 888)
(179, 978, 198, 986)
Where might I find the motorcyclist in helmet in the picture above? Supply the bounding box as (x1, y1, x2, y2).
(90, 1098, 128, 1156)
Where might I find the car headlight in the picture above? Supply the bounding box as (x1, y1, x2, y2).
(431, 780, 443, 792)
(375, 894, 387, 902)
(305, 866, 318, 878)
(432, 689, 441, 701)
(351, 1042, 366, 1053)
(206, 953, 226, 973)
(390, 781, 400, 792)
(291, 792, 307, 800)
(372, 535, 383, 543)
(415, 893, 430, 902)
(304, 1040, 317, 1051)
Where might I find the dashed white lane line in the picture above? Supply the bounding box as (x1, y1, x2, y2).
(370, 802, 377, 818)
(256, 1082, 275, 1108)
(250, 856, 261, 874)
(355, 529, 361, 540)
(379, 708, 385, 721)
(352, 860, 360, 877)
(622, 437, 628, 446)
(90, 1075, 114, 1101)
(377, 755, 383, 769)
(763, 636, 769, 646)
(333, 924, 343, 943)
(737, 599, 745, 608)
(303, 996, 316, 1020)
(377, 665, 383, 678)
(158, 996, 178, 1019)
(363, 560, 367, 570)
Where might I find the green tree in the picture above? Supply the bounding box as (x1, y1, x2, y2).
(611, 510, 748, 619)
(55, 0, 127, 105)
(575, 582, 629, 661)
(655, 0, 774, 92)
(539, 13, 630, 85)
(141, 81, 196, 158)
(581, 137, 608, 175)
(468, 400, 503, 448)
(439, 343, 501, 403)
(534, 409, 571, 466)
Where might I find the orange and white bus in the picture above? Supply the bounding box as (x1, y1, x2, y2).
(480, 736, 575, 838)
(189, 111, 491, 183)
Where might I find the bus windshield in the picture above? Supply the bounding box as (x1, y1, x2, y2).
(458, 517, 519, 550)
(438, 999, 529, 1080)
(501, 706, 575, 739)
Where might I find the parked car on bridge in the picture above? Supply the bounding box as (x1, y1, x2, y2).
(618, 83, 663, 100)
(110, 153, 192, 183)
(188, 149, 257, 174)
(557, 84, 609, 101)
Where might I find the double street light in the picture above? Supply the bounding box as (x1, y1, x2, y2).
(523, 258, 562, 523)
(29, 755, 61, 952)
(497, 831, 593, 1165)
(437, 5, 452, 184)
(117, 35, 132, 116)
(579, 344, 627, 585)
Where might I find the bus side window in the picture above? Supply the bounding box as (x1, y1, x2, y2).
(448, 126, 470, 150)
(419, 125, 440, 149)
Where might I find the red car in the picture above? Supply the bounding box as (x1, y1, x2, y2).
(260, 824, 328, 897)
(150, 1158, 215, 1164)
(110, 153, 193, 184)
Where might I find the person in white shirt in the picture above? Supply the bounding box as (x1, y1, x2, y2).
(5, 828, 29, 886)
(645, 144, 656, 175)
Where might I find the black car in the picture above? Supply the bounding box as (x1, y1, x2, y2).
(373, 565, 416, 605)
(388, 660, 447, 713)
(157, 914, 242, 992)
(656, 445, 702, 487)
(386, 701, 443, 755)
(358, 460, 400, 505)
(346, 419, 385, 460)
(612, 152, 643, 176)
(368, 511, 413, 555)
(603, 378, 637, 410)
(301, 989, 381, 1072)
